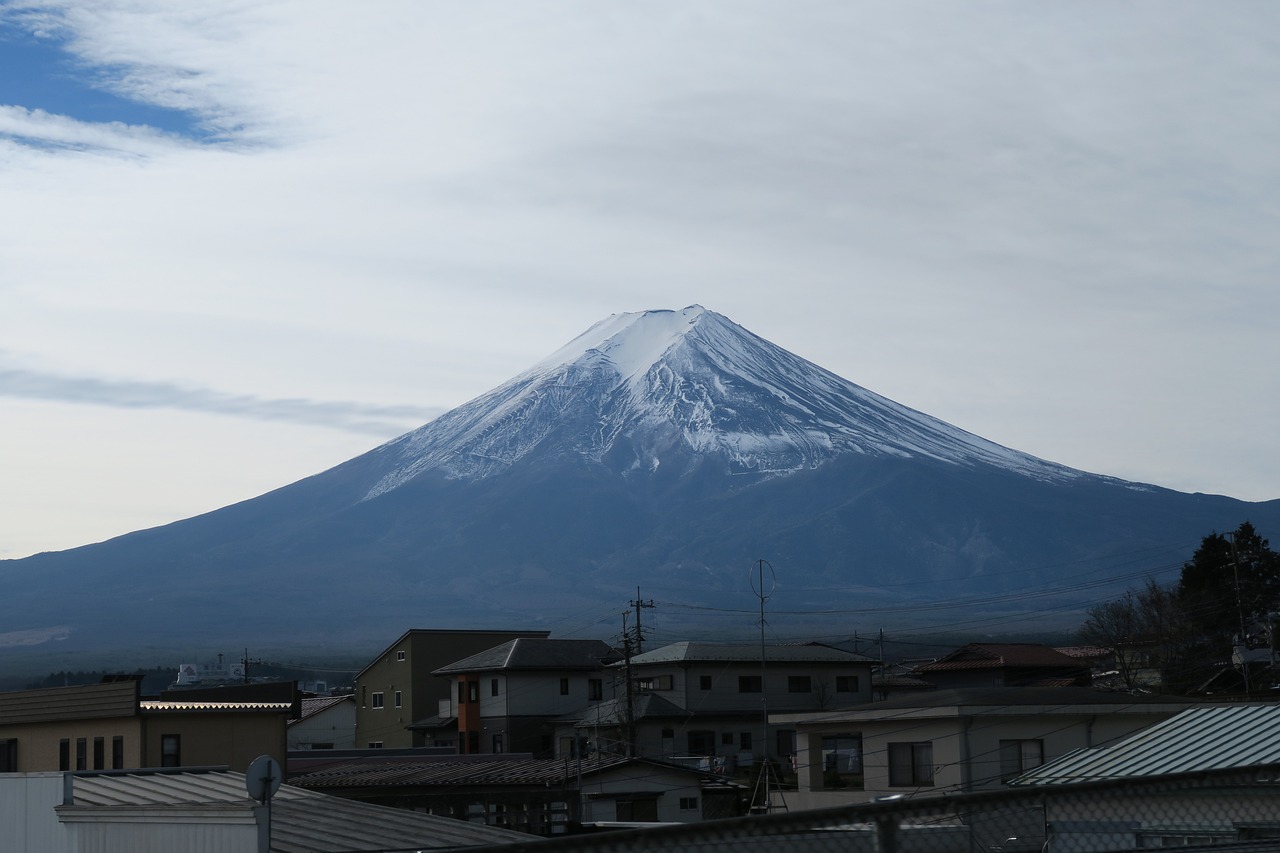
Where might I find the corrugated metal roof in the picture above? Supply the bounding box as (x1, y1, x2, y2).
(1011, 704, 1280, 785)
(292, 755, 699, 789)
(63, 769, 525, 850)
(140, 700, 293, 712)
(624, 641, 874, 666)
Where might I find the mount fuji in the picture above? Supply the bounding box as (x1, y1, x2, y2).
(3, 306, 1277, 657)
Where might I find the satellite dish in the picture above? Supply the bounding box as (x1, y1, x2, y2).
(245, 755, 283, 804)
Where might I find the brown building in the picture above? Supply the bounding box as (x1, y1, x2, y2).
(0, 678, 293, 773)
(354, 628, 549, 749)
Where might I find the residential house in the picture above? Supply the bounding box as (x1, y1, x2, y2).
(0, 767, 526, 852)
(569, 641, 875, 772)
(288, 695, 356, 750)
(771, 687, 1195, 812)
(354, 627, 549, 749)
(1011, 704, 1280, 849)
(0, 678, 295, 774)
(289, 753, 741, 829)
(910, 643, 1092, 689)
(432, 637, 620, 756)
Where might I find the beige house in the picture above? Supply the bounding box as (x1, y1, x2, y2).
(0, 679, 293, 774)
(353, 627, 549, 749)
(772, 687, 1195, 812)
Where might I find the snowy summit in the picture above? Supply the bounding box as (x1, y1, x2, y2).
(362, 306, 1077, 499)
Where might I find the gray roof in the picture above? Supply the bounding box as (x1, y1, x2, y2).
(434, 637, 619, 675)
(623, 641, 874, 666)
(63, 768, 524, 850)
(1010, 704, 1280, 785)
(574, 693, 692, 727)
(292, 755, 708, 789)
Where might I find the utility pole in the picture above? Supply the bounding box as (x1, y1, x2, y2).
(621, 612, 636, 758)
(629, 588, 655, 654)
(1226, 531, 1251, 695)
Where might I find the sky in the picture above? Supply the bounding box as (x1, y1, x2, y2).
(1, 1, 1277, 561)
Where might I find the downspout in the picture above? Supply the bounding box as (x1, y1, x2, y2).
(960, 715, 974, 792)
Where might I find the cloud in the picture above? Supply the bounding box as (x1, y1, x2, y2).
(0, 365, 441, 435)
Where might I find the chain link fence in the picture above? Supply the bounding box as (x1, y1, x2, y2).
(448, 763, 1280, 853)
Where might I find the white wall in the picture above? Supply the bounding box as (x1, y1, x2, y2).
(0, 773, 73, 853)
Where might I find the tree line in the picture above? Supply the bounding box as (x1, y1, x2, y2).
(1078, 521, 1280, 694)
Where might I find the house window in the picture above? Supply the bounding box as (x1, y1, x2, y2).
(836, 676, 859, 692)
(739, 732, 753, 751)
(688, 730, 715, 755)
(93, 737, 104, 770)
(788, 675, 812, 693)
(679, 797, 698, 810)
(589, 678, 603, 701)
(458, 681, 466, 704)
(468, 681, 479, 703)
(160, 734, 180, 768)
(822, 734, 864, 788)
(491, 678, 500, 697)
(396, 650, 406, 661)
(0, 738, 16, 772)
(394, 690, 402, 709)
(738, 675, 762, 693)
(59, 739, 70, 771)
(76, 737, 88, 770)
(699, 675, 712, 690)
(467, 732, 480, 754)
(721, 732, 734, 746)
(560, 677, 570, 695)
(888, 742, 933, 786)
(112, 736, 124, 769)
(1000, 739, 1044, 781)
(616, 797, 659, 822)
(493, 734, 504, 754)
(372, 692, 384, 709)
(776, 729, 796, 757)
(367, 741, 383, 749)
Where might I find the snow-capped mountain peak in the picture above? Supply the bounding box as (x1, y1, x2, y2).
(362, 306, 1080, 499)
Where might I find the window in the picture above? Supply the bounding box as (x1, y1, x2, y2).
(112, 736, 124, 769)
(589, 678, 603, 701)
(396, 650, 406, 661)
(888, 742, 933, 786)
(738, 675, 762, 693)
(394, 690, 402, 708)
(776, 729, 796, 757)
(0, 738, 16, 772)
(93, 736, 104, 770)
(661, 728, 675, 740)
(457, 681, 466, 704)
(836, 676, 859, 692)
(491, 678, 500, 697)
(492, 734, 504, 754)
(679, 797, 699, 810)
(1000, 739, 1044, 781)
(560, 677, 570, 695)
(739, 732, 753, 751)
(788, 675, 812, 693)
(688, 730, 715, 755)
(160, 734, 180, 768)
(616, 797, 659, 822)
(76, 737, 88, 770)
(467, 681, 479, 703)
(822, 734, 864, 788)
(467, 731, 480, 754)
(59, 739, 70, 771)
(699, 675, 712, 690)
(367, 741, 383, 749)
(372, 691, 384, 709)
(637, 674, 673, 692)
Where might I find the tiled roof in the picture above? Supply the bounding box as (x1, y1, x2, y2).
(914, 643, 1084, 672)
(62, 768, 525, 850)
(1010, 704, 1280, 785)
(574, 693, 691, 727)
(296, 695, 352, 721)
(624, 641, 875, 666)
(434, 638, 620, 675)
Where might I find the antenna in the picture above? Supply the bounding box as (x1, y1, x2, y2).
(748, 559, 785, 813)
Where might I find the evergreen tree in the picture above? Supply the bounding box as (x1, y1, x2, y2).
(1176, 521, 1280, 642)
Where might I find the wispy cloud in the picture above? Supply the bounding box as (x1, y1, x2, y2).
(0, 366, 441, 435)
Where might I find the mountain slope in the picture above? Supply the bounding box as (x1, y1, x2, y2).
(2, 305, 1276, 656)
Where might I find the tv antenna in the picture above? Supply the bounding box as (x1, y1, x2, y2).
(749, 559, 786, 813)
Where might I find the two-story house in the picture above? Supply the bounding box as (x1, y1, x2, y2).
(911, 643, 1091, 688)
(772, 686, 1195, 812)
(432, 637, 620, 756)
(354, 628, 549, 749)
(569, 641, 875, 771)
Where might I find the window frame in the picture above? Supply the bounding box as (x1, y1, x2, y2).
(887, 741, 934, 787)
